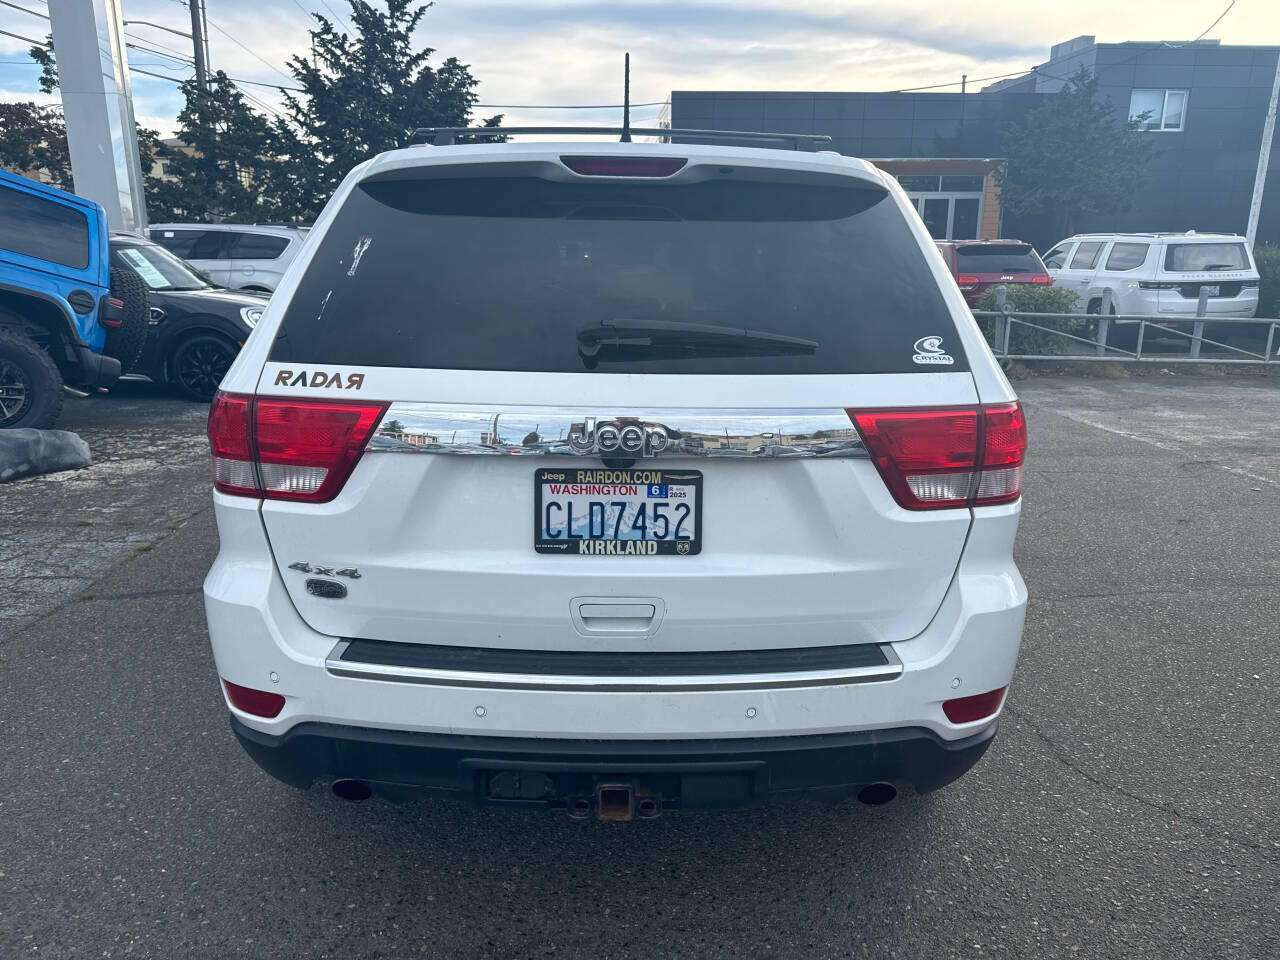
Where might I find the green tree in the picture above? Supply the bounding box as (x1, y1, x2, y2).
(146, 72, 280, 222)
(0, 102, 72, 187)
(273, 0, 502, 217)
(996, 69, 1157, 239)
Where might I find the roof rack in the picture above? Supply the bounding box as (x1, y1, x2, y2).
(411, 126, 834, 152)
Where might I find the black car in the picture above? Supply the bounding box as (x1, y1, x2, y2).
(109, 234, 267, 400)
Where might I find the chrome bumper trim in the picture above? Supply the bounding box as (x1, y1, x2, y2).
(324, 640, 903, 692)
(365, 402, 868, 459)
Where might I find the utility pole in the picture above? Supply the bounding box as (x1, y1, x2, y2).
(1246, 50, 1280, 247)
(621, 52, 631, 142)
(188, 0, 208, 89)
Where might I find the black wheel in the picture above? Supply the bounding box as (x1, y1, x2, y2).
(170, 334, 235, 402)
(0, 327, 64, 429)
(106, 266, 149, 373)
(1088, 298, 1136, 349)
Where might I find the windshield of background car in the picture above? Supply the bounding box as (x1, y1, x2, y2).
(0, 184, 90, 269)
(954, 244, 1045, 275)
(113, 243, 208, 291)
(1164, 242, 1251, 272)
(269, 174, 968, 374)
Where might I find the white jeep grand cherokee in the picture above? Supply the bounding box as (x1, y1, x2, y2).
(203, 132, 1028, 818)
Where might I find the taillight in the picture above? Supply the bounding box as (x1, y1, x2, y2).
(207, 392, 387, 503)
(847, 402, 1027, 510)
(1031, 274, 1053, 285)
(943, 686, 1006, 724)
(560, 155, 687, 177)
(1138, 281, 1176, 290)
(223, 680, 285, 718)
(955, 274, 980, 290)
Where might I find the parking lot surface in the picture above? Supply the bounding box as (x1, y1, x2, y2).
(2, 373, 1278, 959)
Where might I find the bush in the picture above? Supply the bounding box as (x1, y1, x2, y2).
(973, 284, 1085, 355)
(1254, 243, 1280, 320)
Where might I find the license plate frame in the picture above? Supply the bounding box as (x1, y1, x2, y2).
(533, 467, 703, 556)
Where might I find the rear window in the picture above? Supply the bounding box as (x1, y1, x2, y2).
(1104, 242, 1149, 271)
(152, 229, 231, 260)
(1164, 242, 1250, 272)
(954, 244, 1044, 275)
(269, 175, 967, 375)
(0, 184, 90, 269)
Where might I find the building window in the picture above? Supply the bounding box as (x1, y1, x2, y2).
(1129, 89, 1187, 131)
(897, 175, 940, 192)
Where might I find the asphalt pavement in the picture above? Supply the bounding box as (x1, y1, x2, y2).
(1, 372, 1278, 959)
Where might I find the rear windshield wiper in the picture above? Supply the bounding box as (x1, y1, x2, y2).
(576, 318, 819, 367)
(1199, 263, 1241, 271)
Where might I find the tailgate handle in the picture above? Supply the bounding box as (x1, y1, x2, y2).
(572, 598, 664, 636)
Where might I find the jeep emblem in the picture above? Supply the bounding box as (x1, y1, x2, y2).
(567, 417, 672, 456)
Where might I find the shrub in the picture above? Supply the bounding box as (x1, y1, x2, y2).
(973, 284, 1085, 355)
(1254, 243, 1280, 320)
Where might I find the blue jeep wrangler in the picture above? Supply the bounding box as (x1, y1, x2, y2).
(0, 170, 149, 429)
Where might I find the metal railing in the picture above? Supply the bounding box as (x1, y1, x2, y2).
(973, 286, 1280, 363)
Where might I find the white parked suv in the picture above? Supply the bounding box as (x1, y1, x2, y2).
(1042, 231, 1261, 322)
(202, 131, 1029, 818)
(149, 223, 307, 293)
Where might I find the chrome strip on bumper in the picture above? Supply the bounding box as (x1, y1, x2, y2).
(324, 640, 903, 692)
(366, 403, 868, 459)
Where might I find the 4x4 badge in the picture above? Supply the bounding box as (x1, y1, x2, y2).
(912, 336, 955, 366)
(288, 561, 361, 579)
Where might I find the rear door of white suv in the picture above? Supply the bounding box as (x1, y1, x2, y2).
(222, 148, 1009, 656)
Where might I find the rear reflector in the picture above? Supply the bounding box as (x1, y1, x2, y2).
(943, 686, 1007, 724)
(223, 679, 285, 718)
(955, 274, 980, 290)
(208, 392, 387, 502)
(1031, 274, 1053, 285)
(848, 402, 1027, 510)
(560, 156, 687, 177)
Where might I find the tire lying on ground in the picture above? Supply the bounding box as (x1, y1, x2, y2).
(0, 327, 64, 430)
(106, 266, 149, 374)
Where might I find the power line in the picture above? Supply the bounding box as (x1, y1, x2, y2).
(201, 14, 296, 85)
(0, 0, 47, 19)
(0, 27, 46, 47)
(889, 69, 1031, 94)
(473, 100, 667, 109)
(126, 40, 194, 66)
(131, 65, 191, 84)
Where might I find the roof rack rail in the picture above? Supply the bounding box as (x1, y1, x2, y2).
(411, 126, 834, 152)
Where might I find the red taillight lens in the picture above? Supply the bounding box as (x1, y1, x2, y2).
(1031, 274, 1053, 285)
(223, 679, 286, 718)
(847, 402, 1027, 510)
(955, 274, 981, 290)
(208, 392, 387, 503)
(975, 401, 1027, 506)
(943, 686, 1007, 724)
(560, 155, 687, 177)
(208, 392, 257, 497)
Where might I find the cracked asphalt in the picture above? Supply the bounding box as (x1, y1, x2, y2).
(1, 373, 1278, 959)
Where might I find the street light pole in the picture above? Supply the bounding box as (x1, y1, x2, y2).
(188, 0, 208, 89)
(1246, 50, 1280, 247)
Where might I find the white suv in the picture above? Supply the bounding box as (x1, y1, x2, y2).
(203, 135, 1028, 818)
(1042, 231, 1260, 319)
(149, 223, 307, 293)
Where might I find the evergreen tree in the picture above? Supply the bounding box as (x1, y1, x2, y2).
(997, 69, 1157, 238)
(273, 0, 502, 216)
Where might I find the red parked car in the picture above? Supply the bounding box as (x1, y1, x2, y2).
(936, 240, 1053, 306)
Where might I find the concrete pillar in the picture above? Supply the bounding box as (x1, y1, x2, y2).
(47, 0, 148, 233)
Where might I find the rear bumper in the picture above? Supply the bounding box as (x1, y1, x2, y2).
(69, 345, 121, 389)
(231, 714, 997, 808)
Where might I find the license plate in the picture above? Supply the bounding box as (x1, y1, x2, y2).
(534, 468, 702, 556)
(1202, 285, 1220, 297)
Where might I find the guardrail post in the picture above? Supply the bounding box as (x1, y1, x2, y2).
(1191, 288, 1209, 359)
(993, 285, 1007, 356)
(1097, 289, 1113, 356)
(1267, 323, 1278, 362)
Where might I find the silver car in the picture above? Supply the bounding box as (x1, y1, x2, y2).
(148, 223, 308, 293)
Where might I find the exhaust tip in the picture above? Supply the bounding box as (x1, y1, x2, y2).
(856, 781, 898, 806)
(332, 778, 373, 802)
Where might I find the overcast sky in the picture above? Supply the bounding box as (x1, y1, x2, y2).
(1, 0, 1278, 137)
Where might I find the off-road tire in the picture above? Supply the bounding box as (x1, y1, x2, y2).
(0, 326, 64, 429)
(106, 266, 149, 374)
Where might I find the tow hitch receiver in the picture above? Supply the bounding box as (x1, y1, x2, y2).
(596, 784, 634, 822)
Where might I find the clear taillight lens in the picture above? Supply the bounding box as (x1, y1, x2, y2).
(207, 392, 387, 503)
(847, 402, 1027, 510)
